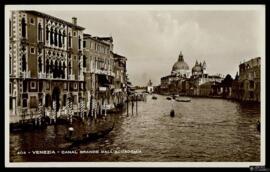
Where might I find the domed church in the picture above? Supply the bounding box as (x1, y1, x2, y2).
(171, 51, 190, 78)
(192, 60, 206, 77)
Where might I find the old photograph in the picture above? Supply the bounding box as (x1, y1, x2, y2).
(5, 5, 265, 167)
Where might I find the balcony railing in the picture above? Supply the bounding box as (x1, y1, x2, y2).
(38, 72, 47, 79)
(46, 73, 53, 79)
(78, 75, 84, 81)
(69, 74, 75, 80)
(20, 71, 31, 78)
(94, 69, 115, 77)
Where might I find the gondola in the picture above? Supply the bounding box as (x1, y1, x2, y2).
(175, 97, 191, 102)
(166, 97, 172, 100)
(65, 122, 115, 144)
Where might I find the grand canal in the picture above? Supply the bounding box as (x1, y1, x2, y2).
(10, 94, 260, 162)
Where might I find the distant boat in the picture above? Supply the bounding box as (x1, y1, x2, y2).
(170, 110, 175, 117)
(166, 97, 172, 100)
(152, 96, 157, 100)
(175, 97, 191, 102)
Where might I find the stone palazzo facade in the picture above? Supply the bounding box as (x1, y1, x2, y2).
(9, 11, 127, 123)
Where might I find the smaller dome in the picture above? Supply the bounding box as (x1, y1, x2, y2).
(192, 65, 202, 72)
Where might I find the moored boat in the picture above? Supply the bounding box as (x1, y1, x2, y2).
(152, 96, 157, 100)
(175, 97, 191, 102)
(65, 121, 115, 144)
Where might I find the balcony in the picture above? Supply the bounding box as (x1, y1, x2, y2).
(78, 75, 84, 81)
(95, 69, 107, 75)
(46, 73, 53, 79)
(38, 72, 46, 79)
(69, 74, 75, 80)
(20, 71, 31, 78)
(95, 69, 115, 77)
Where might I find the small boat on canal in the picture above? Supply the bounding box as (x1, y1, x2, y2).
(166, 97, 172, 100)
(170, 110, 175, 117)
(175, 97, 191, 102)
(152, 96, 157, 100)
(65, 121, 115, 144)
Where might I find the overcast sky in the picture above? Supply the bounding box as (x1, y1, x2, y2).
(39, 6, 264, 86)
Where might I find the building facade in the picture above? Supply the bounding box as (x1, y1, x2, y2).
(83, 34, 115, 115)
(113, 53, 127, 106)
(9, 10, 128, 123)
(238, 57, 261, 102)
(9, 11, 85, 122)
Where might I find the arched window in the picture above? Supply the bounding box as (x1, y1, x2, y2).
(9, 55, 12, 74)
(78, 62, 81, 74)
(54, 29, 58, 46)
(54, 60, 58, 78)
(46, 59, 49, 73)
(63, 62, 66, 79)
(83, 55, 86, 67)
(38, 56, 42, 72)
(62, 31, 65, 45)
(68, 61, 71, 75)
(22, 54, 26, 71)
(68, 33, 71, 48)
(78, 36, 81, 49)
(21, 18, 26, 38)
(50, 60, 53, 73)
(50, 28, 54, 45)
(58, 30, 62, 47)
(38, 23, 42, 41)
(46, 26, 49, 41)
(59, 61, 62, 78)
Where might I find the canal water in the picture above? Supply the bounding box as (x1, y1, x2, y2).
(10, 94, 260, 162)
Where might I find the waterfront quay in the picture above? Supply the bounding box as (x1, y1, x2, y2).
(10, 94, 260, 162)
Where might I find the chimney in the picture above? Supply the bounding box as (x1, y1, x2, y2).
(72, 17, 77, 25)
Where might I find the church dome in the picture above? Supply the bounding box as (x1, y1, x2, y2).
(192, 64, 203, 73)
(171, 52, 189, 73)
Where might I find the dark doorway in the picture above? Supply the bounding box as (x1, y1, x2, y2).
(52, 87, 61, 112)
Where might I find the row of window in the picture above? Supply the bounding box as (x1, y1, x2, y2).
(22, 80, 84, 93)
(20, 17, 82, 50)
(83, 40, 110, 54)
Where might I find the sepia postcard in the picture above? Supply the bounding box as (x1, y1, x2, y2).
(5, 4, 266, 168)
